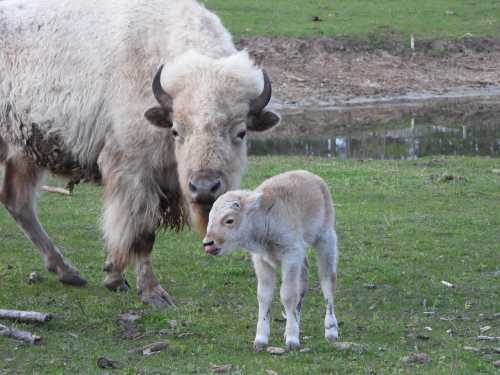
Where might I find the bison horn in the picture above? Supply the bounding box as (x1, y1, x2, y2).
(152, 65, 173, 110)
(249, 70, 272, 115)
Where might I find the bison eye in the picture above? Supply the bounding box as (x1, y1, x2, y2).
(224, 218, 235, 225)
(172, 129, 179, 137)
(236, 130, 247, 140)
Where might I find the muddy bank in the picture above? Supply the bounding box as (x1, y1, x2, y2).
(237, 37, 500, 107)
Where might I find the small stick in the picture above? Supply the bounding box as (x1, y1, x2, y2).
(0, 323, 41, 344)
(0, 309, 52, 323)
(128, 341, 169, 355)
(476, 335, 500, 341)
(441, 280, 454, 288)
(41, 186, 71, 196)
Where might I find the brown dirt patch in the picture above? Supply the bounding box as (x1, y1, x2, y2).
(237, 37, 500, 106)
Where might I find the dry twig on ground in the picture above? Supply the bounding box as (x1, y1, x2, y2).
(0, 309, 51, 323)
(41, 186, 71, 196)
(0, 323, 41, 344)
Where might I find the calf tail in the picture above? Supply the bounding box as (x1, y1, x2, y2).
(318, 179, 335, 228)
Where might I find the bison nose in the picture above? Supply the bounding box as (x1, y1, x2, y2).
(189, 173, 224, 205)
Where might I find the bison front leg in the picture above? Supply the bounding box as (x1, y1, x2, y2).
(102, 256, 129, 292)
(101, 192, 174, 308)
(136, 249, 175, 308)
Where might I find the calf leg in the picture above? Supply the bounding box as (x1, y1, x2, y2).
(314, 230, 339, 342)
(252, 254, 277, 351)
(297, 257, 309, 324)
(280, 252, 304, 350)
(0, 155, 86, 285)
(279, 258, 308, 327)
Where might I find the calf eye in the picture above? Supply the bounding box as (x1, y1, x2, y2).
(236, 130, 247, 140)
(172, 129, 179, 137)
(224, 218, 235, 225)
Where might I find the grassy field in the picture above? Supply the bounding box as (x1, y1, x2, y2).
(201, 0, 500, 38)
(0, 156, 499, 374)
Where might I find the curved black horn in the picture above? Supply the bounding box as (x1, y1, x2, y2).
(152, 65, 173, 109)
(249, 70, 272, 115)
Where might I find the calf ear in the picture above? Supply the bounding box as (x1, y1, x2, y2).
(144, 106, 173, 128)
(247, 110, 281, 132)
(241, 191, 263, 212)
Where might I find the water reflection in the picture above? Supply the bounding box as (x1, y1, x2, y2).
(249, 102, 500, 160)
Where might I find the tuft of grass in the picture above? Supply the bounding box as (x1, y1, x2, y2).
(1, 156, 499, 374)
(200, 0, 500, 39)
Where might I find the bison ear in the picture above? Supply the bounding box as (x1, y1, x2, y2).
(247, 110, 281, 132)
(144, 106, 173, 128)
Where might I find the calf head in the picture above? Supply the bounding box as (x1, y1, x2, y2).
(203, 190, 262, 255)
(144, 52, 280, 236)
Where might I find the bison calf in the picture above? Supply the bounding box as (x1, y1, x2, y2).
(203, 170, 339, 350)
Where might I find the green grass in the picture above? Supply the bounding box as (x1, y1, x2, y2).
(1, 156, 499, 374)
(201, 0, 500, 38)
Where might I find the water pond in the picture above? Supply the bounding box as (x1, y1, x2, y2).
(249, 97, 500, 160)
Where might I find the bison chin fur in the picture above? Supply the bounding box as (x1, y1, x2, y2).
(189, 204, 211, 238)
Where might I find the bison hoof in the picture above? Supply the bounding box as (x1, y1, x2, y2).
(46, 257, 86, 286)
(48, 261, 87, 286)
(104, 274, 130, 292)
(140, 285, 175, 309)
(59, 272, 87, 287)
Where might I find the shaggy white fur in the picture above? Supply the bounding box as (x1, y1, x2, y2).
(0, 0, 280, 307)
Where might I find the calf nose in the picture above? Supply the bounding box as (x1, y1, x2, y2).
(202, 239, 214, 247)
(189, 173, 224, 205)
(202, 239, 220, 255)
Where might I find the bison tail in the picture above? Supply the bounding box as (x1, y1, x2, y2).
(0, 136, 8, 164)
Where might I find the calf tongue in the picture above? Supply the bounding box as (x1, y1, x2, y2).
(204, 244, 218, 254)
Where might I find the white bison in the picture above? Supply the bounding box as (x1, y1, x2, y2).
(0, 0, 280, 307)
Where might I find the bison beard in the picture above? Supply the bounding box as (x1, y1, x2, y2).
(190, 204, 211, 238)
(158, 188, 187, 233)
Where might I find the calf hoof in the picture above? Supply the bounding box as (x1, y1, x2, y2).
(286, 338, 300, 351)
(325, 328, 339, 343)
(104, 274, 129, 292)
(140, 285, 175, 309)
(253, 340, 268, 352)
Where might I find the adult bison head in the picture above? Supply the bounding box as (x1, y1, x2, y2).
(144, 52, 280, 237)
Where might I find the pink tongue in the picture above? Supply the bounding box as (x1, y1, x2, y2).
(204, 244, 218, 253)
